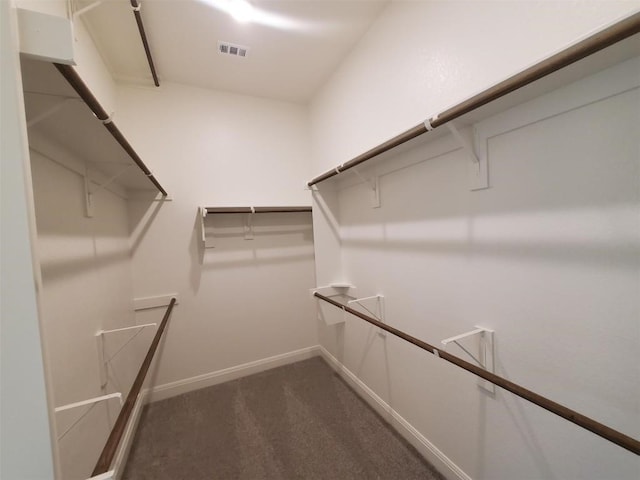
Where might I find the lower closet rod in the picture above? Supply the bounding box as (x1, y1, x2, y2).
(91, 298, 177, 476)
(314, 292, 640, 456)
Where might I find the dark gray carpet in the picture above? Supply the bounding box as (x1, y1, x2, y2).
(122, 357, 445, 479)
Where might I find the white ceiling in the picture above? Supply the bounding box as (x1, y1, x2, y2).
(80, 0, 389, 102)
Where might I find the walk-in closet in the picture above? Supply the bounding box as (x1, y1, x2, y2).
(2, 1, 639, 479)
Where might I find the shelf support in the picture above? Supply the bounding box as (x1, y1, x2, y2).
(446, 122, 488, 191)
(55, 393, 123, 442)
(310, 283, 356, 298)
(312, 283, 357, 326)
(73, 0, 105, 19)
(86, 470, 115, 480)
(26, 97, 77, 128)
(350, 167, 380, 208)
(83, 164, 133, 218)
(55, 393, 123, 413)
(441, 326, 495, 393)
(348, 294, 385, 336)
(199, 207, 215, 248)
(244, 209, 254, 240)
(84, 165, 94, 218)
(95, 323, 157, 388)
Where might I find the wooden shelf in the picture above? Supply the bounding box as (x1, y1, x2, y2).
(20, 57, 167, 196)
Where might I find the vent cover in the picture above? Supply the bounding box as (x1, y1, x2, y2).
(218, 41, 249, 58)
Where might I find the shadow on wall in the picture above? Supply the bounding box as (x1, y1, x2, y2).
(128, 192, 168, 255)
(40, 249, 132, 283)
(316, 109, 639, 271)
(488, 354, 558, 480)
(339, 236, 638, 271)
(189, 211, 315, 278)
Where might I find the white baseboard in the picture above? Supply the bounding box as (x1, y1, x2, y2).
(319, 346, 471, 480)
(148, 345, 321, 403)
(111, 388, 147, 480)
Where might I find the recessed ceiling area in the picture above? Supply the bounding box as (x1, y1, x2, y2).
(79, 0, 389, 102)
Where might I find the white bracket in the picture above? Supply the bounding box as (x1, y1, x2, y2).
(447, 122, 488, 191)
(244, 208, 254, 240)
(348, 294, 385, 337)
(73, 0, 105, 19)
(441, 326, 495, 393)
(55, 393, 123, 442)
(133, 294, 178, 311)
(311, 283, 357, 326)
(96, 323, 157, 336)
(199, 207, 215, 248)
(350, 168, 380, 208)
(26, 97, 78, 128)
(95, 323, 157, 388)
(310, 283, 356, 298)
(84, 165, 94, 218)
(55, 392, 123, 413)
(83, 164, 133, 218)
(87, 470, 115, 480)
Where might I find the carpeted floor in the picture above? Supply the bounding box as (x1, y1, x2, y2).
(122, 356, 445, 480)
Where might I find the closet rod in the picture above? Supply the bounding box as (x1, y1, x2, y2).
(130, 0, 160, 87)
(52, 63, 168, 196)
(91, 298, 176, 476)
(307, 11, 640, 187)
(314, 292, 640, 456)
(206, 206, 312, 214)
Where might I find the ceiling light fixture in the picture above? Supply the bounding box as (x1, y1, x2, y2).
(199, 0, 302, 30)
(228, 0, 254, 23)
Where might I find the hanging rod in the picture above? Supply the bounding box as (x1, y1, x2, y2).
(307, 11, 640, 187)
(130, 0, 159, 87)
(52, 63, 168, 196)
(91, 298, 176, 476)
(313, 292, 640, 456)
(205, 206, 312, 214)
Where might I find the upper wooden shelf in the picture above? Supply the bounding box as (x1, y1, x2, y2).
(20, 57, 168, 196)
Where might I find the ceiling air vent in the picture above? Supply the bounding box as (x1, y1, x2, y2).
(218, 41, 249, 58)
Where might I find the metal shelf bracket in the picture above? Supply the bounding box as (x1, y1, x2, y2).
(348, 294, 385, 336)
(311, 283, 357, 326)
(26, 97, 79, 128)
(95, 323, 157, 388)
(83, 164, 133, 218)
(244, 208, 255, 240)
(199, 206, 215, 248)
(73, 0, 106, 19)
(351, 167, 380, 208)
(446, 122, 488, 191)
(441, 326, 495, 393)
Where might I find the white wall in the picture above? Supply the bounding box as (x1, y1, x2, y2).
(0, 1, 56, 478)
(310, 0, 640, 175)
(116, 82, 317, 393)
(309, 2, 640, 479)
(16, 0, 119, 114)
(10, 3, 141, 478)
(27, 130, 141, 480)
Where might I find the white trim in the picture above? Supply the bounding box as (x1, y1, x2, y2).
(87, 470, 114, 480)
(148, 346, 321, 402)
(54, 392, 122, 413)
(133, 294, 178, 311)
(319, 346, 472, 480)
(475, 56, 640, 150)
(111, 388, 147, 480)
